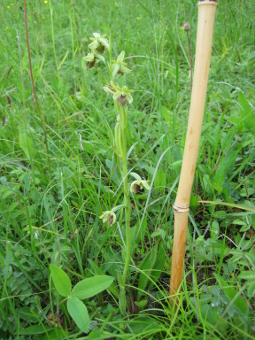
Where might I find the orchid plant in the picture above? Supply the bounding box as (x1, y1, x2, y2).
(83, 33, 150, 314)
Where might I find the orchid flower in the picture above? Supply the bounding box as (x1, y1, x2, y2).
(99, 211, 116, 226)
(103, 81, 133, 106)
(112, 51, 131, 77)
(88, 33, 109, 54)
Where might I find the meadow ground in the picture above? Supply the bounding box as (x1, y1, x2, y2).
(0, 0, 254, 339)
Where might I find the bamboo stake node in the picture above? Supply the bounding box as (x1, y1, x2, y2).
(173, 204, 189, 213)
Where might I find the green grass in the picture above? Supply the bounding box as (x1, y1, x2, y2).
(0, 0, 255, 339)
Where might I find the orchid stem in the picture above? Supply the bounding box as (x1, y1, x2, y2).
(117, 104, 132, 314)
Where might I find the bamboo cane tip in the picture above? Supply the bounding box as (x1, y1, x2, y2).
(198, 0, 218, 5)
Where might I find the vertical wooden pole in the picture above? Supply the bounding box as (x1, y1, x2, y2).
(170, 0, 218, 305)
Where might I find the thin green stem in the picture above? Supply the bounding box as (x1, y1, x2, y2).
(17, 31, 27, 128)
(117, 104, 132, 314)
(186, 31, 192, 90)
(24, 0, 51, 173)
(49, 0, 59, 79)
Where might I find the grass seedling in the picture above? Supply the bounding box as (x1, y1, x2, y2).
(170, 0, 218, 306)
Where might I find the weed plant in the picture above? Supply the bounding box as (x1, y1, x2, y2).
(0, 0, 254, 339)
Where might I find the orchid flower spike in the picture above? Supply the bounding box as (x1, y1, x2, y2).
(88, 33, 109, 54)
(112, 51, 131, 77)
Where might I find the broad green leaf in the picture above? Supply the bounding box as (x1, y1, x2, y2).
(71, 275, 114, 299)
(127, 316, 160, 334)
(154, 169, 166, 189)
(215, 274, 249, 315)
(239, 187, 255, 198)
(138, 244, 158, 296)
(200, 303, 228, 333)
(86, 329, 102, 339)
(86, 329, 120, 339)
(162, 105, 171, 123)
(42, 328, 69, 340)
(16, 307, 38, 323)
(122, 226, 138, 261)
(19, 126, 34, 159)
(88, 259, 119, 298)
(136, 217, 147, 244)
(151, 229, 166, 240)
(238, 91, 255, 132)
(67, 297, 90, 333)
(19, 325, 52, 335)
(210, 220, 219, 240)
(240, 224, 250, 232)
(190, 195, 199, 209)
(247, 281, 255, 298)
(149, 242, 166, 288)
(232, 219, 246, 226)
(50, 264, 72, 297)
(214, 211, 228, 220)
(135, 299, 148, 308)
(169, 160, 182, 171)
(238, 271, 255, 281)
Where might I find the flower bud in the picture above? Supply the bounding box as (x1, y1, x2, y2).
(183, 23, 190, 31)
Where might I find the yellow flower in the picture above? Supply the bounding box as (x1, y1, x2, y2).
(44, 0, 48, 4)
(11, 3, 14, 5)
(7, 5, 10, 8)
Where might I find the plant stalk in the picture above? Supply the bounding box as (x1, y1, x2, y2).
(170, 0, 218, 305)
(24, 0, 51, 172)
(117, 104, 132, 314)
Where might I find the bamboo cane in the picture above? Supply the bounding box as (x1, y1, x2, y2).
(170, 0, 218, 304)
